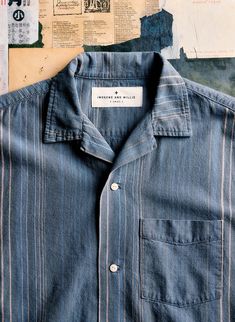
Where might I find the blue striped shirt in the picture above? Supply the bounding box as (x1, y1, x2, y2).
(0, 51, 234, 322)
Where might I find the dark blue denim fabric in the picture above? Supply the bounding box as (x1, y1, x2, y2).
(0, 51, 234, 322)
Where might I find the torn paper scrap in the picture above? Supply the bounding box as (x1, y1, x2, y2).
(8, 0, 39, 45)
(160, 0, 235, 59)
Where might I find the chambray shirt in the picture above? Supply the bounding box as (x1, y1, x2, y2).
(0, 51, 234, 322)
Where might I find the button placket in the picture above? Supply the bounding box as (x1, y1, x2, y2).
(98, 172, 123, 322)
(109, 181, 121, 276)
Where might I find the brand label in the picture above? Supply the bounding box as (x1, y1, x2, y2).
(92, 86, 143, 107)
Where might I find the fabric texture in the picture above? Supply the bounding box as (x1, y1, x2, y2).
(0, 51, 234, 322)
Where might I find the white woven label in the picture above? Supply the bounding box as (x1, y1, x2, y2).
(92, 86, 143, 107)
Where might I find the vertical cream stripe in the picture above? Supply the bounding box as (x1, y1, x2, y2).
(139, 159, 144, 322)
(40, 99, 45, 321)
(20, 104, 24, 322)
(135, 159, 141, 322)
(0, 109, 4, 322)
(206, 125, 212, 322)
(131, 163, 136, 321)
(123, 166, 128, 322)
(117, 168, 122, 322)
(106, 185, 109, 322)
(38, 97, 42, 322)
(43, 142, 46, 322)
(220, 107, 228, 322)
(25, 103, 30, 322)
(33, 99, 38, 322)
(8, 109, 12, 322)
(98, 194, 102, 322)
(207, 126, 212, 212)
(228, 112, 235, 321)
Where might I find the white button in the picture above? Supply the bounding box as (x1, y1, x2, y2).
(110, 182, 119, 191)
(109, 264, 119, 272)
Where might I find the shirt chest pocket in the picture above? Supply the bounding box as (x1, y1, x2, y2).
(139, 219, 223, 307)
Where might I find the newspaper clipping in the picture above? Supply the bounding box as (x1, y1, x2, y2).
(39, 0, 159, 48)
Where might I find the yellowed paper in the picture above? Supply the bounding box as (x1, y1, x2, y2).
(39, 0, 159, 48)
(8, 48, 84, 92)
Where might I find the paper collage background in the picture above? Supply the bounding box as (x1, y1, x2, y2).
(1, 0, 235, 96)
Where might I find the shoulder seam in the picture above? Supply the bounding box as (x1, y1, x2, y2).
(0, 80, 51, 110)
(185, 83, 235, 114)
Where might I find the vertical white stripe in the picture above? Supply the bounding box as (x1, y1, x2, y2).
(135, 159, 140, 322)
(139, 159, 144, 322)
(207, 126, 212, 212)
(228, 113, 235, 321)
(98, 194, 102, 322)
(25, 102, 30, 322)
(33, 97, 38, 322)
(204, 126, 212, 322)
(8, 108, 12, 322)
(0, 109, 4, 322)
(123, 166, 128, 322)
(206, 124, 212, 322)
(131, 162, 137, 321)
(40, 97, 46, 321)
(220, 107, 228, 322)
(106, 185, 109, 322)
(117, 168, 122, 322)
(98, 187, 108, 322)
(19, 104, 24, 322)
(38, 96, 42, 322)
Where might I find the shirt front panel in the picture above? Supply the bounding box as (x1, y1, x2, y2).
(0, 51, 234, 322)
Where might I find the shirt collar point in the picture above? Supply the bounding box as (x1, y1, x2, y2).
(43, 52, 193, 142)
